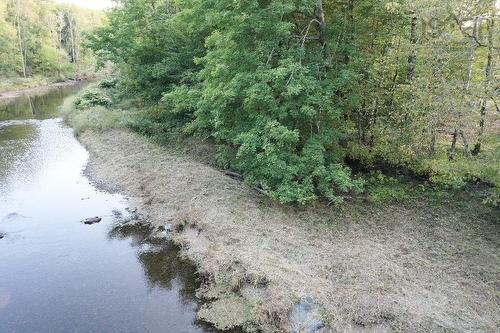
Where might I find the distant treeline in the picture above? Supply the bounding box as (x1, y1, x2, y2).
(0, 0, 103, 79)
(87, 0, 499, 205)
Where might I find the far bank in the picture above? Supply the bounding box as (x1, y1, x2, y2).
(0, 79, 86, 100)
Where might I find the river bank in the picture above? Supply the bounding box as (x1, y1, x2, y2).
(0, 79, 86, 100)
(75, 126, 499, 332)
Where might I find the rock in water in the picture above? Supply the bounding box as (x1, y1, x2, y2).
(0, 232, 5, 239)
(83, 217, 102, 225)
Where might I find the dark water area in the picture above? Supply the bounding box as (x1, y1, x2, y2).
(0, 85, 220, 332)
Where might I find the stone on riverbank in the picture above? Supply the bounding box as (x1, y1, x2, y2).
(290, 297, 325, 333)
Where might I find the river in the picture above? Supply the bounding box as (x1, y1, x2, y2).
(0, 85, 220, 333)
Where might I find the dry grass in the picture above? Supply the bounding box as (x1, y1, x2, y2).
(80, 129, 499, 332)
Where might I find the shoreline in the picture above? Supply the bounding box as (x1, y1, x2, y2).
(75, 128, 499, 332)
(0, 80, 85, 100)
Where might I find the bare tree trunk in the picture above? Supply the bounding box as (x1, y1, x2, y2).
(450, 16, 478, 158)
(74, 25, 79, 63)
(57, 12, 64, 49)
(343, 0, 355, 64)
(459, 129, 471, 154)
(67, 13, 77, 63)
(13, 0, 27, 78)
(315, 0, 327, 49)
(473, 16, 494, 155)
(407, 15, 418, 82)
(428, 16, 440, 155)
(429, 110, 438, 154)
(387, 38, 401, 108)
(430, 131, 437, 154)
(450, 129, 458, 158)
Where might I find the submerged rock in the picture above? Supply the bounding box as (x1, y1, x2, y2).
(0, 232, 5, 239)
(290, 297, 325, 333)
(2, 212, 27, 223)
(83, 216, 102, 225)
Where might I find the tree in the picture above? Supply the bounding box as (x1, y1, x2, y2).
(1, 0, 103, 80)
(86, 0, 499, 204)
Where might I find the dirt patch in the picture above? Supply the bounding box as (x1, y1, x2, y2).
(79, 129, 500, 332)
(0, 80, 83, 100)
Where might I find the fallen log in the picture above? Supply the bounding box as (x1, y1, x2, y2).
(223, 170, 268, 196)
(254, 187, 268, 196)
(224, 170, 244, 179)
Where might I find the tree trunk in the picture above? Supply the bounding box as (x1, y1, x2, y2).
(430, 131, 437, 155)
(13, 0, 27, 78)
(473, 16, 494, 155)
(427, 16, 440, 156)
(315, 0, 327, 49)
(67, 14, 77, 63)
(343, 0, 355, 64)
(450, 16, 478, 159)
(407, 15, 418, 82)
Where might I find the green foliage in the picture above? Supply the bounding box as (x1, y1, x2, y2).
(86, 0, 205, 101)
(0, 0, 103, 85)
(0, 19, 18, 76)
(86, 0, 499, 206)
(74, 88, 111, 109)
(177, 0, 363, 204)
(86, 0, 364, 204)
(98, 78, 118, 89)
(61, 85, 136, 135)
(366, 172, 410, 203)
(483, 186, 499, 207)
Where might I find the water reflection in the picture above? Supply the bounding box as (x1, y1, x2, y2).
(108, 223, 198, 300)
(107, 221, 224, 332)
(0, 84, 84, 121)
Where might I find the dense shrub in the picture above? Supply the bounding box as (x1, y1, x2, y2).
(86, 0, 499, 206)
(74, 89, 112, 109)
(98, 78, 118, 89)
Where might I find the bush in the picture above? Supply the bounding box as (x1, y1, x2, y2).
(74, 88, 112, 109)
(98, 78, 118, 89)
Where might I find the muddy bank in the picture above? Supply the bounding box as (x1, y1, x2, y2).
(79, 129, 499, 332)
(0, 80, 84, 100)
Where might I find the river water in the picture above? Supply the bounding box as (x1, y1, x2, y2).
(0, 85, 218, 333)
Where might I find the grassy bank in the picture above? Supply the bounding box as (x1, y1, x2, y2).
(62, 84, 500, 332)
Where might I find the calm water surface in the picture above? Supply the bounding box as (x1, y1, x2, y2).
(0, 86, 217, 333)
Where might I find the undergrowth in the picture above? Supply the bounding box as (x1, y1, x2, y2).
(64, 82, 500, 209)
